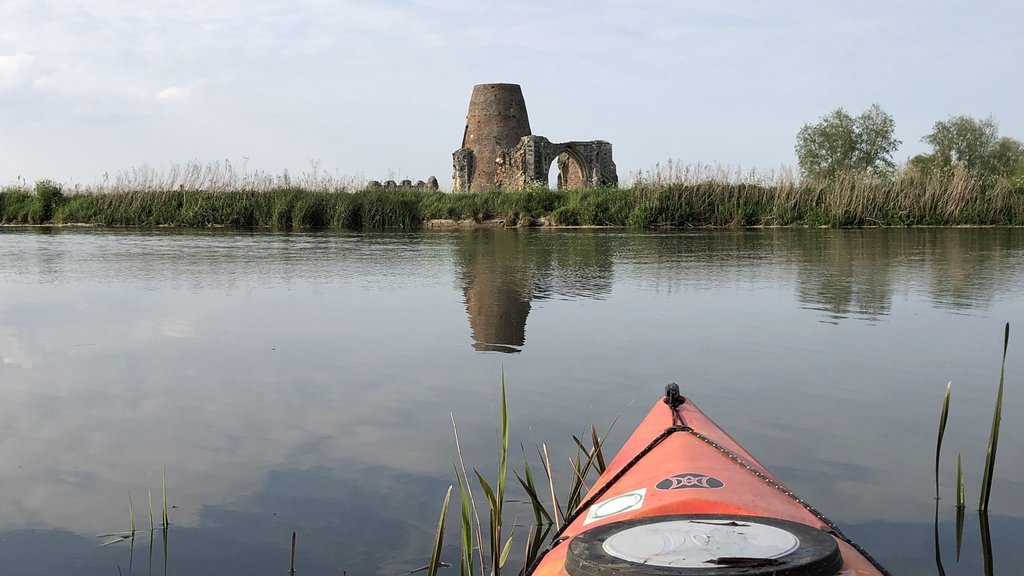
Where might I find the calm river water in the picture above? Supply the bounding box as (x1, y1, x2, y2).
(1, 227, 1023, 575)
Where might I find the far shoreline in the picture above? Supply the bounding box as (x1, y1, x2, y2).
(1, 220, 1018, 231)
(3, 175, 1024, 229)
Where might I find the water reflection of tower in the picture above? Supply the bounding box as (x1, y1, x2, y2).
(457, 230, 616, 353)
(459, 231, 533, 353)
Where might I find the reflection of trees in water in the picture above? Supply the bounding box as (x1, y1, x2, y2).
(607, 231, 793, 295)
(0, 230, 452, 291)
(455, 230, 614, 353)
(792, 229, 1024, 321)
(530, 232, 615, 302)
(589, 229, 1024, 324)
(921, 228, 1024, 311)
(792, 230, 898, 322)
(536, 229, 895, 322)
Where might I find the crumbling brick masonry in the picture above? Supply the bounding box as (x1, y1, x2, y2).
(452, 84, 618, 193)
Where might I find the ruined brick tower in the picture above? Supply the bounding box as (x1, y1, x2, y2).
(453, 83, 618, 193)
(457, 84, 532, 194)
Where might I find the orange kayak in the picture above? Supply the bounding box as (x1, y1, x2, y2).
(529, 384, 890, 576)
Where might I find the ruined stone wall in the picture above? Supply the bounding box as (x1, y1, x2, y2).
(366, 176, 439, 191)
(452, 149, 474, 193)
(508, 136, 618, 190)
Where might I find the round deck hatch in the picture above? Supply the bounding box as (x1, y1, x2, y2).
(566, 514, 842, 576)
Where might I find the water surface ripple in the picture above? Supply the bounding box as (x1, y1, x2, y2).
(1, 227, 1022, 575)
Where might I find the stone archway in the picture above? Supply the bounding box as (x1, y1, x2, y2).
(488, 135, 617, 191)
(557, 152, 585, 189)
(549, 147, 586, 190)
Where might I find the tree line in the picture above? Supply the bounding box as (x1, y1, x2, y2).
(795, 105, 1024, 183)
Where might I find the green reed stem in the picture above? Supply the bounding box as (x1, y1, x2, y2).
(428, 487, 453, 576)
(590, 425, 607, 474)
(162, 466, 169, 527)
(514, 459, 554, 571)
(979, 323, 1009, 511)
(453, 462, 475, 576)
(935, 381, 952, 500)
(440, 376, 611, 576)
(128, 493, 136, 533)
(451, 413, 485, 576)
(540, 443, 561, 527)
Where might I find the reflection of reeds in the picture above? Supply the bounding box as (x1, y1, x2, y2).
(980, 511, 995, 576)
(955, 488, 965, 561)
(933, 500, 947, 576)
(162, 466, 169, 528)
(956, 454, 965, 510)
(289, 531, 296, 576)
(955, 452, 966, 559)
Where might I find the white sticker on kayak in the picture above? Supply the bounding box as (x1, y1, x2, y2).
(583, 488, 646, 525)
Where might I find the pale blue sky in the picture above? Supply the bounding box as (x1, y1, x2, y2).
(2, 0, 1021, 189)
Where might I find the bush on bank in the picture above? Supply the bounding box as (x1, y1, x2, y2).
(2, 172, 1023, 229)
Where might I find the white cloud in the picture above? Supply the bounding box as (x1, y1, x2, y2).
(156, 84, 192, 101)
(156, 79, 207, 101)
(0, 52, 33, 90)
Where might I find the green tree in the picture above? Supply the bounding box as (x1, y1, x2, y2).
(795, 104, 901, 179)
(921, 115, 999, 173)
(912, 116, 1024, 180)
(990, 137, 1024, 180)
(907, 153, 938, 177)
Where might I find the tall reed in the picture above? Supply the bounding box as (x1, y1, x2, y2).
(4, 161, 1023, 228)
(128, 494, 136, 533)
(442, 378, 608, 576)
(979, 323, 1009, 511)
(935, 381, 952, 500)
(933, 323, 1011, 570)
(428, 487, 453, 576)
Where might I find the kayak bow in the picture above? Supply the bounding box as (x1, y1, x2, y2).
(529, 384, 890, 576)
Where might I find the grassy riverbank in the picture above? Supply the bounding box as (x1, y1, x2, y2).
(2, 170, 1023, 229)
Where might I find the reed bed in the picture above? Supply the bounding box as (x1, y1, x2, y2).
(3, 164, 1023, 229)
(434, 377, 610, 576)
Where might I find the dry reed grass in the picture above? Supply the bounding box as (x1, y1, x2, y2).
(3, 161, 1022, 228)
(87, 160, 364, 194)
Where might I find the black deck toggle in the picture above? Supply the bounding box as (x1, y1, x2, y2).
(663, 383, 685, 408)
